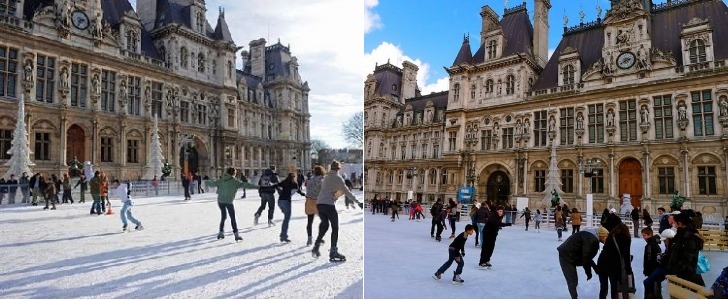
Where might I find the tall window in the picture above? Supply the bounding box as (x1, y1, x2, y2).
(125, 30, 138, 53)
(502, 127, 514, 149)
(433, 144, 440, 158)
(0, 0, 18, 15)
(561, 169, 574, 193)
(397, 170, 404, 184)
(453, 84, 460, 102)
(562, 65, 575, 85)
(481, 130, 492, 150)
(180, 101, 189, 122)
(470, 85, 476, 101)
(487, 40, 497, 59)
(151, 81, 163, 118)
(485, 79, 494, 96)
(411, 144, 417, 159)
(228, 61, 233, 78)
(100, 137, 113, 162)
(400, 145, 406, 160)
(0, 46, 18, 97)
(697, 166, 716, 195)
(34, 132, 50, 160)
(35, 55, 55, 103)
(197, 104, 207, 125)
(534, 169, 546, 192)
(441, 169, 448, 185)
(654, 95, 674, 139)
(227, 108, 235, 128)
(196, 12, 204, 33)
(506, 75, 515, 95)
(560, 107, 575, 145)
(448, 131, 457, 151)
(692, 90, 714, 136)
(429, 169, 437, 185)
(588, 104, 604, 143)
(658, 167, 675, 194)
(128, 76, 141, 115)
(390, 145, 396, 160)
(421, 144, 428, 159)
(388, 171, 394, 184)
(70, 63, 88, 108)
(534, 110, 548, 147)
(0, 129, 10, 159)
(591, 168, 604, 193)
(100, 70, 116, 112)
(180, 47, 188, 68)
(198, 53, 205, 73)
(689, 39, 707, 64)
(127, 139, 139, 163)
(619, 100, 637, 141)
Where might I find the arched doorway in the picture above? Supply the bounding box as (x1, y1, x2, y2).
(619, 158, 643, 208)
(179, 146, 200, 175)
(66, 124, 85, 162)
(486, 171, 510, 206)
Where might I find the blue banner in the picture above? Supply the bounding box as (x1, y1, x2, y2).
(457, 186, 474, 203)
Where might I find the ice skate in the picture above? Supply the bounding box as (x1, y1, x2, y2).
(135, 224, 144, 231)
(122, 225, 128, 232)
(254, 213, 260, 225)
(329, 247, 346, 262)
(217, 231, 225, 240)
(449, 234, 455, 239)
(268, 220, 276, 227)
(312, 241, 322, 258)
(43, 206, 49, 210)
(478, 262, 492, 270)
(234, 233, 243, 242)
(432, 273, 442, 280)
(307, 236, 313, 246)
(452, 273, 464, 285)
(280, 238, 291, 243)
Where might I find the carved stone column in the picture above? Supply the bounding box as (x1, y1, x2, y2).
(59, 115, 68, 168)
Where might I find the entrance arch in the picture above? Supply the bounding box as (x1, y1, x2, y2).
(619, 158, 643, 208)
(66, 124, 85, 162)
(486, 171, 510, 206)
(179, 136, 209, 175)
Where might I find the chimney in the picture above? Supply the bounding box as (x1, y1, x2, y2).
(249, 39, 266, 78)
(533, 0, 551, 68)
(401, 61, 419, 101)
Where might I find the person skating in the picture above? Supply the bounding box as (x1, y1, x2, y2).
(475, 202, 490, 246)
(447, 198, 457, 239)
(51, 174, 60, 205)
(305, 166, 325, 246)
(181, 172, 191, 200)
(520, 207, 532, 231)
(534, 209, 542, 233)
(430, 199, 444, 238)
(30, 173, 43, 206)
(433, 224, 474, 285)
(469, 201, 479, 245)
(19, 173, 29, 204)
(312, 160, 359, 262)
(89, 171, 102, 214)
(43, 176, 56, 210)
(596, 223, 633, 299)
(667, 209, 705, 286)
(205, 168, 257, 242)
(631, 206, 641, 237)
(74, 174, 87, 203)
(478, 205, 511, 269)
(239, 173, 248, 199)
(61, 173, 74, 204)
(642, 227, 662, 298)
(390, 199, 401, 221)
(571, 208, 582, 234)
(99, 172, 110, 213)
(255, 165, 280, 226)
(555, 206, 565, 241)
(277, 173, 306, 243)
(112, 180, 143, 231)
(196, 173, 204, 194)
(434, 205, 448, 242)
(557, 227, 608, 299)
(603, 208, 623, 232)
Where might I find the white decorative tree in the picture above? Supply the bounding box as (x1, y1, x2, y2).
(143, 114, 164, 180)
(540, 142, 565, 208)
(3, 95, 35, 179)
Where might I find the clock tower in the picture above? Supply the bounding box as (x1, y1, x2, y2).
(599, 0, 653, 75)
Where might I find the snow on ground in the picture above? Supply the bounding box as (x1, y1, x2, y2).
(364, 213, 728, 299)
(0, 189, 363, 299)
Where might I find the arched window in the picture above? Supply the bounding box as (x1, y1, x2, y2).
(488, 40, 498, 59)
(689, 39, 707, 64)
(180, 47, 188, 68)
(198, 53, 205, 73)
(562, 65, 575, 85)
(388, 171, 394, 184)
(453, 83, 460, 102)
(470, 85, 476, 100)
(485, 79, 494, 96)
(506, 75, 515, 95)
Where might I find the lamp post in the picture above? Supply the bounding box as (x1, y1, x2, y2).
(579, 157, 602, 227)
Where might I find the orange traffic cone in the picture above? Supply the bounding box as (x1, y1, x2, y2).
(106, 202, 114, 215)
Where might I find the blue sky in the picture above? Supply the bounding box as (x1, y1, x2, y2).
(364, 0, 728, 94)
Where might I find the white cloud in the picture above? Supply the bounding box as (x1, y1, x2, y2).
(130, 0, 364, 149)
(364, 0, 382, 34)
(364, 42, 450, 97)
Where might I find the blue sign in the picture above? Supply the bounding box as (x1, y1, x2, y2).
(458, 186, 474, 203)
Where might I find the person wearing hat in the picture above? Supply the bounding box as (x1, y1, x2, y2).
(312, 160, 360, 262)
(666, 209, 705, 286)
(644, 227, 677, 299)
(557, 227, 608, 299)
(603, 208, 623, 232)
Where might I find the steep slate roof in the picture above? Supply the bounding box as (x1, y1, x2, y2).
(399, 91, 448, 113)
(235, 70, 262, 104)
(100, 0, 162, 60)
(152, 0, 216, 38)
(471, 7, 534, 64)
(213, 14, 233, 43)
(372, 62, 403, 98)
(534, 0, 728, 91)
(22, 0, 53, 21)
(452, 37, 473, 65)
(265, 43, 293, 79)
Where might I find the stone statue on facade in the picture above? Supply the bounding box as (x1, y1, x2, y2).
(720, 98, 728, 117)
(548, 116, 556, 132)
(428, 109, 434, 123)
(524, 119, 530, 135)
(55, 0, 71, 31)
(515, 120, 523, 135)
(119, 80, 128, 107)
(67, 156, 83, 177)
(576, 114, 584, 130)
(60, 67, 70, 90)
(678, 104, 687, 121)
(607, 110, 615, 127)
(670, 190, 686, 211)
(641, 106, 649, 124)
(92, 74, 101, 95)
(636, 45, 651, 70)
(90, 12, 103, 39)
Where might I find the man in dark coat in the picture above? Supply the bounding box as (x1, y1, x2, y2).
(631, 207, 641, 237)
(557, 227, 608, 299)
(667, 209, 705, 286)
(604, 208, 623, 232)
(181, 173, 191, 200)
(430, 199, 444, 238)
(478, 206, 510, 268)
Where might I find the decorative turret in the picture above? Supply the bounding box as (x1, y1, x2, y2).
(534, 0, 551, 68)
(452, 35, 473, 66)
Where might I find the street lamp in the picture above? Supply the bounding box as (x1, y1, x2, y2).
(579, 157, 601, 227)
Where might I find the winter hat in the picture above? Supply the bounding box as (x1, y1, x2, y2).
(597, 227, 609, 239)
(609, 208, 616, 213)
(661, 228, 677, 239)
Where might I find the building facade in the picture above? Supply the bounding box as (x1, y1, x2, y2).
(0, 0, 311, 180)
(364, 0, 728, 217)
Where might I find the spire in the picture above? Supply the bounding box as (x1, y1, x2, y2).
(452, 34, 473, 66)
(214, 6, 234, 43)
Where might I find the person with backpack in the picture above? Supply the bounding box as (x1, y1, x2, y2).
(255, 165, 280, 226)
(430, 199, 444, 238)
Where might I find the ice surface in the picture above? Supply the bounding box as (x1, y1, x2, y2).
(0, 190, 363, 299)
(364, 213, 728, 299)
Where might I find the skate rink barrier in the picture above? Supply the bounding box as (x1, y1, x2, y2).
(699, 229, 728, 251)
(666, 275, 712, 299)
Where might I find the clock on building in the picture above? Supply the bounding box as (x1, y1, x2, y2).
(71, 10, 90, 30)
(617, 52, 636, 69)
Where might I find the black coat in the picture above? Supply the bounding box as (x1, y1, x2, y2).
(667, 227, 705, 286)
(603, 213, 623, 232)
(557, 231, 600, 267)
(475, 207, 489, 224)
(430, 202, 443, 218)
(597, 234, 633, 277)
(482, 211, 505, 237)
(644, 235, 662, 276)
(631, 208, 640, 221)
(277, 180, 304, 201)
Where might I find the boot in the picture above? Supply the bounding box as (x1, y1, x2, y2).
(254, 213, 260, 225)
(307, 236, 313, 246)
(234, 232, 243, 242)
(452, 273, 464, 285)
(268, 220, 276, 227)
(312, 241, 322, 258)
(135, 224, 144, 230)
(217, 231, 225, 240)
(280, 238, 291, 243)
(329, 247, 346, 262)
(122, 225, 128, 232)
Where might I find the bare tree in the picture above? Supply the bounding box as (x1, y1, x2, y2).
(342, 112, 363, 149)
(310, 139, 330, 166)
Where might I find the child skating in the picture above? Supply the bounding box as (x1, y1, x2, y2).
(113, 180, 143, 231)
(433, 224, 474, 285)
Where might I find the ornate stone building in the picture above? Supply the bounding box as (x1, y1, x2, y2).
(364, 0, 728, 216)
(0, 0, 311, 179)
